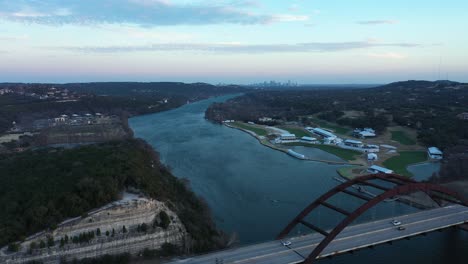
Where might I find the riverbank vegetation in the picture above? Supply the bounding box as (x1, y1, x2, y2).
(0, 139, 223, 253)
(382, 151, 428, 177)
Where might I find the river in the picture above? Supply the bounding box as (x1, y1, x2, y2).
(130, 95, 467, 264)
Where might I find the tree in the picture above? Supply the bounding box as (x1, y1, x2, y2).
(142, 247, 156, 259)
(96, 228, 101, 236)
(140, 223, 148, 233)
(60, 238, 65, 248)
(159, 243, 178, 257)
(64, 235, 69, 244)
(39, 240, 46, 249)
(112, 228, 115, 237)
(122, 225, 127, 233)
(7, 242, 20, 252)
(28, 241, 38, 254)
(29, 241, 38, 252)
(105, 230, 110, 236)
(159, 211, 170, 229)
(47, 235, 55, 247)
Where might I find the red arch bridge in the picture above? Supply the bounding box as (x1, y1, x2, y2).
(169, 173, 468, 264)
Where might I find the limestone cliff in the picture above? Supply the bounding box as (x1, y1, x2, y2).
(0, 194, 188, 264)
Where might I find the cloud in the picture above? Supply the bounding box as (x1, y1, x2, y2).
(56, 40, 421, 54)
(368, 52, 407, 59)
(0, 0, 306, 26)
(268, 14, 309, 23)
(357, 20, 399, 25)
(0, 34, 29, 41)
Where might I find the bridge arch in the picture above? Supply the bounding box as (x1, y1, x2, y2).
(277, 173, 468, 264)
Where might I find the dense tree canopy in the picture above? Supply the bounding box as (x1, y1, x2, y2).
(0, 139, 221, 252)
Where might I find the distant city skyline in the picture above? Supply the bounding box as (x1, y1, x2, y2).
(0, 0, 467, 84)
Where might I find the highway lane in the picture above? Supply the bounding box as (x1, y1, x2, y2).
(168, 205, 468, 264)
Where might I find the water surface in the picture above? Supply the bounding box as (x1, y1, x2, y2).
(130, 95, 467, 263)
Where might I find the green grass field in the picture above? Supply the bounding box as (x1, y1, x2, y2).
(337, 166, 362, 179)
(382, 151, 428, 177)
(285, 142, 361, 161)
(390, 131, 416, 145)
(311, 118, 351, 135)
(278, 126, 312, 138)
(231, 122, 268, 136)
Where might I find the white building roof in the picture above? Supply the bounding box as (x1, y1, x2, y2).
(301, 136, 317, 141)
(428, 147, 443, 155)
(313, 128, 336, 138)
(369, 165, 393, 174)
(345, 139, 363, 144)
(359, 131, 376, 137)
(281, 133, 296, 138)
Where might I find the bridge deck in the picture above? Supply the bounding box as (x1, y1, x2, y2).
(168, 205, 468, 264)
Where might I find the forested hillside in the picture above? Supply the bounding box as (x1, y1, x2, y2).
(63, 82, 245, 98)
(0, 139, 222, 253)
(0, 82, 246, 133)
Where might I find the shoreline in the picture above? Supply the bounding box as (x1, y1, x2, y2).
(222, 122, 439, 181)
(224, 123, 362, 166)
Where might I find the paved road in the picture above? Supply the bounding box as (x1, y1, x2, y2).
(168, 205, 468, 264)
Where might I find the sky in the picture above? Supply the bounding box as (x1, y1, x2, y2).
(0, 0, 467, 84)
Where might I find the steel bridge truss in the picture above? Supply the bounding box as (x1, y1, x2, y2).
(277, 173, 468, 264)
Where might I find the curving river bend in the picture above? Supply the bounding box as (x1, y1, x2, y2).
(130, 95, 467, 264)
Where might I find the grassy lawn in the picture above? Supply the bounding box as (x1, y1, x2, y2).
(382, 151, 428, 177)
(337, 166, 362, 179)
(285, 142, 361, 161)
(278, 126, 311, 138)
(390, 130, 416, 145)
(311, 118, 351, 135)
(231, 122, 268, 136)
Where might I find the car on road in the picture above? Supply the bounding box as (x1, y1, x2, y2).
(391, 220, 401, 226)
(397, 226, 406, 231)
(282, 241, 292, 246)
